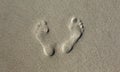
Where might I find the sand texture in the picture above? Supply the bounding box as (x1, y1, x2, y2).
(0, 0, 120, 72)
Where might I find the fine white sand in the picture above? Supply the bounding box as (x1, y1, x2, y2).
(0, 0, 120, 72)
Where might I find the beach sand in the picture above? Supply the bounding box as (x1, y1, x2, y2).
(0, 0, 120, 72)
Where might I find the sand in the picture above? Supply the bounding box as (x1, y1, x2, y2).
(0, 0, 120, 72)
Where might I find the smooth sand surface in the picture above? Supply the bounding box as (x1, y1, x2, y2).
(0, 0, 120, 72)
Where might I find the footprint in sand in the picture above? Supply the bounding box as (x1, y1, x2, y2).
(34, 17, 84, 56)
(61, 17, 84, 53)
(34, 20, 55, 56)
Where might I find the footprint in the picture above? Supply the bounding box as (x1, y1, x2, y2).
(61, 17, 84, 53)
(35, 20, 55, 56)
